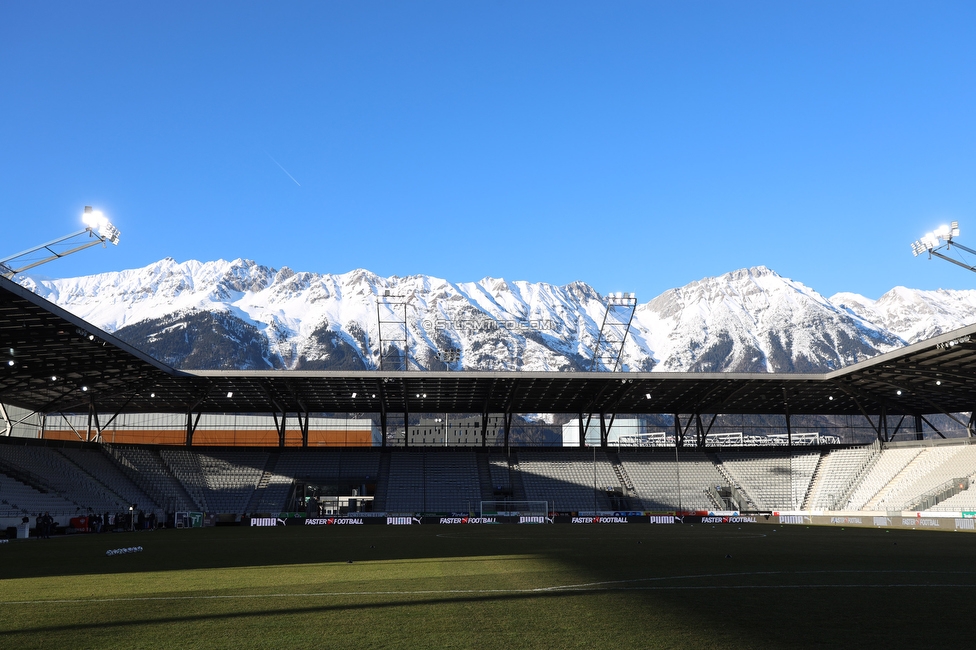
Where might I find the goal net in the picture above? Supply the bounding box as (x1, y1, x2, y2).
(480, 500, 549, 517)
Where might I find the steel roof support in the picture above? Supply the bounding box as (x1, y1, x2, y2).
(86, 395, 102, 442)
(296, 410, 309, 448)
(56, 412, 84, 441)
(919, 414, 947, 439)
(783, 388, 793, 448)
(272, 411, 287, 448)
(504, 411, 513, 456)
(887, 414, 906, 441)
(182, 383, 213, 447)
(480, 387, 492, 448)
(0, 402, 42, 437)
(699, 413, 718, 447)
(589, 293, 637, 372)
(481, 408, 489, 447)
(0, 402, 9, 437)
(185, 411, 201, 447)
(376, 292, 409, 371)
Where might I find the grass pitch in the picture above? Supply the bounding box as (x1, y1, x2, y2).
(1, 523, 974, 649)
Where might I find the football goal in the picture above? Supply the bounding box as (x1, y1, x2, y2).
(480, 500, 549, 517)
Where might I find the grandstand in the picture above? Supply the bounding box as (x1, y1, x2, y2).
(3, 435, 976, 532)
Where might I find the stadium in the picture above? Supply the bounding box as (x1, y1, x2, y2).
(4, 4, 976, 648)
(3, 269, 976, 647)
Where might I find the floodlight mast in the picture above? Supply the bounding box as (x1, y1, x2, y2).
(0, 206, 121, 279)
(911, 221, 976, 274)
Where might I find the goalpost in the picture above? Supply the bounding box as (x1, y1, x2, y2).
(480, 500, 549, 518)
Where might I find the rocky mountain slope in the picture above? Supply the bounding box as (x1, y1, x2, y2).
(17, 258, 976, 373)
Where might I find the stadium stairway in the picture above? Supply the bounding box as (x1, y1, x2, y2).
(107, 446, 200, 512)
(864, 450, 933, 511)
(475, 450, 494, 503)
(802, 453, 828, 510)
(57, 446, 158, 512)
(244, 452, 280, 513)
(608, 452, 643, 510)
(712, 454, 760, 511)
(845, 448, 922, 510)
(371, 450, 391, 512)
(508, 453, 528, 502)
(834, 445, 882, 510)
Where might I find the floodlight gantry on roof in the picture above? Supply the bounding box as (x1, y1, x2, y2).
(911, 221, 976, 274)
(0, 207, 121, 280)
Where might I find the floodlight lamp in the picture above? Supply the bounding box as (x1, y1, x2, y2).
(6, 360, 13, 367)
(81, 207, 121, 245)
(922, 233, 941, 249)
(226, 391, 234, 398)
(81, 386, 88, 392)
(351, 392, 357, 398)
(896, 390, 902, 396)
(645, 393, 652, 400)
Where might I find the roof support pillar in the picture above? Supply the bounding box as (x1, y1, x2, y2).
(579, 413, 586, 448)
(504, 412, 513, 455)
(695, 413, 704, 448)
(783, 388, 792, 449)
(481, 410, 488, 447)
(919, 414, 947, 439)
(599, 412, 607, 448)
(272, 411, 286, 448)
(888, 415, 906, 441)
(404, 405, 410, 448)
(87, 396, 102, 443)
(185, 411, 201, 447)
(299, 411, 309, 448)
(0, 402, 10, 437)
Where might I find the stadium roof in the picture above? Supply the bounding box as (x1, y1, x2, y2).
(3, 275, 976, 421)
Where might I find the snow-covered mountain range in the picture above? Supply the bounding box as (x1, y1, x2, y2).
(17, 258, 976, 373)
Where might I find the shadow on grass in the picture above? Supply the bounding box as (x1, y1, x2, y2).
(3, 525, 976, 648)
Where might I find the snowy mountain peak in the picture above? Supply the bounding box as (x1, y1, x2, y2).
(16, 259, 976, 373)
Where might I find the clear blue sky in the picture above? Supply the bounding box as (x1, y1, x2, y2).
(2, 1, 974, 301)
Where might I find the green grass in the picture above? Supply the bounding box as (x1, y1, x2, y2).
(1, 524, 974, 649)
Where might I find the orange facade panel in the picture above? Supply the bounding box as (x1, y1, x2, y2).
(44, 428, 373, 447)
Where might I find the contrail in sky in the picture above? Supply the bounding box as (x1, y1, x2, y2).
(267, 153, 301, 186)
